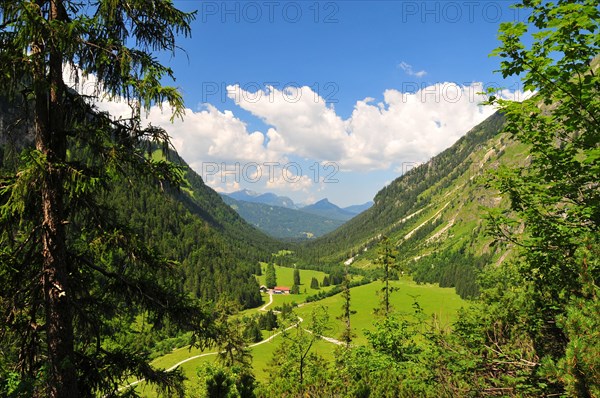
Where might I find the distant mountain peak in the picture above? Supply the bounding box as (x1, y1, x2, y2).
(220, 195, 346, 239)
(301, 198, 356, 221)
(309, 198, 337, 209)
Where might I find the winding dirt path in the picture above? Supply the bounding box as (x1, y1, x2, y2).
(259, 292, 273, 311)
(120, 295, 342, 391)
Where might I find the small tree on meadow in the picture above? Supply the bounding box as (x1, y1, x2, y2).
(310, 277, 320, 289)
(374, 236, 398, 317)
(265, 263, 277, 289)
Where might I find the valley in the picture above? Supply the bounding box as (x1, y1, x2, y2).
(220, 191, 372, 240)
(129, 272, 466, 396)
(1, 1, 598, 397)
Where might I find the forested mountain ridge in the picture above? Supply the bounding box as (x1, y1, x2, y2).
(303, 112, 507, 257)
(166, 150, 282, 259)
(226, 189, 298, 209)
(221, 194, 345, 239)
(0, 97, 281, 309)
(299, 111, 524, 297)
(106, 149, 284, 308)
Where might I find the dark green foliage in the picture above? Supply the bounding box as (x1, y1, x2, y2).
(206, 368, 236, 398)
(257, 310, 278, 332)
(482, 0, 600, 394)
(0, 1, 229, 396)
(328, 269, 344, 285)
(196, 363, 256, 398)
(305, 277, 370, 303)
(290, 284, 300, 295)
(310, 277, 320, 289)
(0, 1, 279, 396)
(265, 263, 277, 289)
(546, 242, 600, 397)
(293, 268, 301, 286)
(411, 248, 491, 299)
(243, 318, 262, 344)
(321, 275, 330, 287)
(107, 173, 263, 309)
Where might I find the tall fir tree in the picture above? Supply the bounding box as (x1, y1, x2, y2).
(0, 1, 219, 396)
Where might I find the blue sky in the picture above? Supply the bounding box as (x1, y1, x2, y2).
(120, 1, 533, 207)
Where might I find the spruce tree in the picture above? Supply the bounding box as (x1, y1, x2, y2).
(0, 1, 217, 396)
(374, 236, 398, 317)
(310, 277, 320, 289)
(265, 263, 277, 289)
(338, 262, 355, 348)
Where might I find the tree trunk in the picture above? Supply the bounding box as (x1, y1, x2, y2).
(33, 1, 79, 396)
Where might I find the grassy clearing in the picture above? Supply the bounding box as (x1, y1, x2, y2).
(133, 333, 336, 397)
(133, 277, 465, 395)
(146, 265, 337, 373)
(237, 264, 330, 318)
(254, 264, 336, 308)
(293, 277, 466, 345)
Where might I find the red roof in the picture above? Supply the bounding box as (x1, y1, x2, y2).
(274, 286, 290, 291)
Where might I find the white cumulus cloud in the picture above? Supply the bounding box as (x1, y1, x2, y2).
(144, 104, 283, 168)
(227, 85, 347, 161)
(67, 67, 531, 196)
(228, 82, 510, 171)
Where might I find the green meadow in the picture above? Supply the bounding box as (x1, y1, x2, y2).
(294, 277, 466, 345)
(251, 264, 338, 309)
(132, 276, 465, 395)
